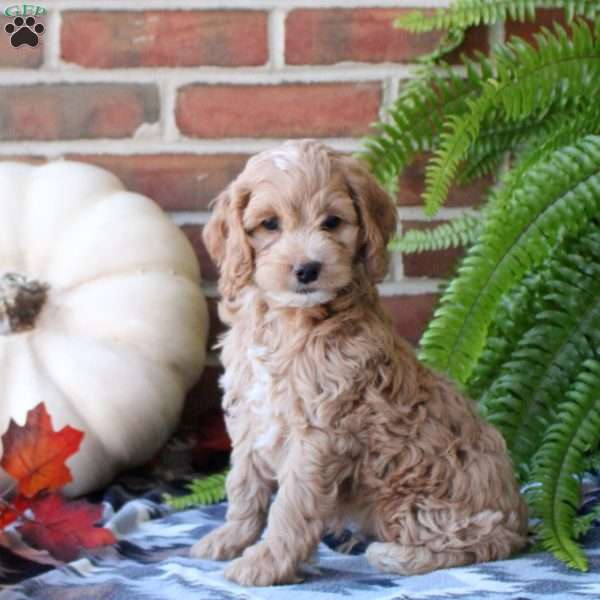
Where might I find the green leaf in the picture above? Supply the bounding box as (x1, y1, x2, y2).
(420, 135, 600, 383)
(423, 21, 600, 215)
(360, 61, 489, 192)
(532, 359, 600, 571)
(390, 213, 483, 253)
(574, 501, 600, 540)
(395, 1, 598, 33)
(479, 228, 600, 480)
(164, 470, 228, 510)
(468, 271, 543, 400)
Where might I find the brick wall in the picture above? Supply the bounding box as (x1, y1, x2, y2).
(0, 0, 517, 423)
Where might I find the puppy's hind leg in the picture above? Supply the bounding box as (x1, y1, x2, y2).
(366, 542, 473, 576)
(367, 507, 527, 575)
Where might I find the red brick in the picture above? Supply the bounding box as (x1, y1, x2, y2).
(444, 27, 490, 63)
(505, 9, 569, 43)
(61, 11, 268, 68)
(0, 16, 43, 68)
(66, 154, 248, 211)
(401, 220, 464, 278)
(285, 9, 488, 65)
(0, 155, 45, 164)
(176, 83, 381, 138)
(382, 293, 439, 345)
(397, 153, 492, 207)
(180, 364, 224, 428)
(0, 84, 159, 141)
(181, 225, 219, 283)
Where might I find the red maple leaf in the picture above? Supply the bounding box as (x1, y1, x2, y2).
(18, 494, 116, 562)
(0, 496, 31, 528)
(0, 403, 116, 562)
(1, 403, 83, 497)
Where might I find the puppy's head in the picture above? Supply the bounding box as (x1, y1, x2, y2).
(203, 140, 397, 307)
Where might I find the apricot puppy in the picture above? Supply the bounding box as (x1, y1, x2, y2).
(191, 140, 527, 586)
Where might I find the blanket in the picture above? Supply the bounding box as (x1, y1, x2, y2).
(1, 439, 600, 600)
(2, 498, 600, 599)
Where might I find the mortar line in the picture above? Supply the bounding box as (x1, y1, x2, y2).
(2, 64, 427, 82)
(0, 138, 363, 155)
(268, 8, 287, 70)
(47, 1, 452, 10)
(42, 7, 61, 69)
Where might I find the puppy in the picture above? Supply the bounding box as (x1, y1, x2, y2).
(191, 140, 528, 586)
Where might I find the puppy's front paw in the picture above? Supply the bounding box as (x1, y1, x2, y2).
(224, 542, 302, 587)
(190, 525, 247, 561)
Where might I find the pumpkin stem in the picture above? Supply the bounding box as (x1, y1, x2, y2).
(0, 273, 48, 335)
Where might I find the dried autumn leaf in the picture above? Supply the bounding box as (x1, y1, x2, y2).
(0, 504, 18, 528)
(0, 496, 31, 528)
(18, 494, 116, 561)
(1, 403, 83, 497)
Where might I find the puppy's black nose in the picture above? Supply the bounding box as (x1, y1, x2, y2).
(295, 261, 322, 284)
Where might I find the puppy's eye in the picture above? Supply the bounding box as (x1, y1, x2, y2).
(262, 217, 279, 231)
(321, 215, 342, 230)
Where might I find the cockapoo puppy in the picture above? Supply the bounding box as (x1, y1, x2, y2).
(191, 139, 528, 586)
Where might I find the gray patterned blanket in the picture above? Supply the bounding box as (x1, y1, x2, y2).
(3, 497, 600, 600)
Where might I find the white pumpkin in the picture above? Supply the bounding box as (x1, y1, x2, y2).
(0, 161, 209, 495)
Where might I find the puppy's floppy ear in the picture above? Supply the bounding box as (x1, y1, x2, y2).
(202, 184, 254, 300)
(337, 155, 398, 283)
(202, 188, 230, 268)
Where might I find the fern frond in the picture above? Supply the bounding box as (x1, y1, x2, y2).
(460, 113, 554, 183)
(516, 102, 600, 162)
(478, 103, 600, 218)
(468, 272, 543, 400)
(395, 0, 599, 33)
(532, 359, 600, 571)
(419, 135, 600, 383)
(574, 501, 600, 540)
(459, 47, 600, 184)
(390, 213, 483, 253)
(423, 21, 600, 215)
(361, 60, 490, 192)
(461, 151, 505, 183)
(164, 470, 228, 510)
(479, 228, 600, 479)
(424, 107, 485, 215)
(582, 443, 600, 474)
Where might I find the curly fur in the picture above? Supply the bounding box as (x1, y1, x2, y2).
(191, 140, 528, 586)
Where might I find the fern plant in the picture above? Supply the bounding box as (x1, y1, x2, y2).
(164, 470, 228, 510)
(363, 1, 600, 570)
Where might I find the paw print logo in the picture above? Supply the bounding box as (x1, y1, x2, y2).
(4, 16, 45, 48)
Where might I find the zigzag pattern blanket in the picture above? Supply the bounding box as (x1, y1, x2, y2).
(3, 497, 600, 600)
